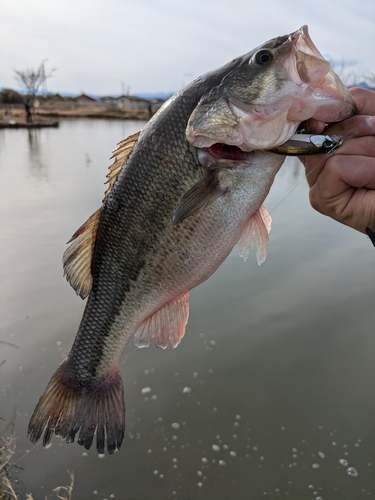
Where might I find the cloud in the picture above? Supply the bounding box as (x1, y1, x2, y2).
(1, 0, 374, 95)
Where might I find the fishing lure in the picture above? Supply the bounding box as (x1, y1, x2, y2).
(270, 133, 343, 156)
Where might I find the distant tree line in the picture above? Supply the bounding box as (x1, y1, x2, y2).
(0, 88, 72, 105)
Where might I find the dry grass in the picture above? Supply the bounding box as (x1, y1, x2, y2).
(0, 416, 74, 500)
(0, 415, 17, 500)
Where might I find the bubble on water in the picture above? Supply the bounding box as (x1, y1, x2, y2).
(93, 491, 98, 495)
(147, 449, 152, 454)
(171, 422, 180, 430)
(56, 341, 61, 346)
(253, 446, 258, 452)
(318, 451, 325, 459)
(234, 422, 239, 427)
(312, 463, 320, 469)
(172, 458, 178, 463)
(198, 482, 203, 488)
(347, 467, 358, 477)
(219, 460, 226, 466)
(230, 451, 237, 457)
(159, 474, 164, 479)
(144, 369, 149, 375)
(151, 395, 157, 400)
(235, 414, 241, 420)
(110, 495, 115, 499)
(332, 442, 337, 446)
(172, 435, 178, 441)
(281, 426, 286, 431)
(82, 452, 88, 457)
(308, 485, 314, 490)
(197, 470, 203, 476)
(213, 407, 218, 413)
(141, 387, 151, 395)
(201, 457, 208, 463)
(339, 459, 348, 467)
(212, 444, 220, 452)
(208, 369, 213, 374)
(153, 470, 159, 475)
(182, 387, 191, 394)
(98, 453, 105, 459)
(193, 372, 198, 378)
(316, 497, 323, 500)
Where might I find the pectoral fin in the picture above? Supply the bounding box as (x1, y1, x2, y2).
(238, 205, 271, 264)
(134, 292, 190, 349)
(173, 173, 228, 224)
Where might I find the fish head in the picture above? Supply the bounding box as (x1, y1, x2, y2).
(186, 26, 356, 152)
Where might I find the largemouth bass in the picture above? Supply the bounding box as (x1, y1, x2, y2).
(28, 26, 355, 454)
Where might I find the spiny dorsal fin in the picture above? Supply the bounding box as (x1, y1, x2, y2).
(238, 205, 271, 265)
(104, 131, 141, 200)
(134, 291, 190, 349)
(63, 131, 141, 298)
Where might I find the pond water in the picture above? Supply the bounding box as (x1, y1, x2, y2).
(0, 118, 374, 499)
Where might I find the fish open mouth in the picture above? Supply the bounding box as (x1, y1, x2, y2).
(209, 143, 252, 161)
(197, 142, 257, 169)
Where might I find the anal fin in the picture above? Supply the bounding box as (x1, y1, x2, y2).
(238, 205, 272, 264)
(134, 292, 190, 349)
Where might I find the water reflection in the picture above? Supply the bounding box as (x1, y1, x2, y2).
(0, 119, 374, 500)
(27, 128, 48, 180)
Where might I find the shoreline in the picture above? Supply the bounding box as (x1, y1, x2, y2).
(0, 107, 152, 127)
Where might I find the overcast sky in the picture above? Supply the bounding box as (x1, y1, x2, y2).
(1, 0, 374, 96)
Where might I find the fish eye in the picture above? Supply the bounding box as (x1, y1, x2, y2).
(322, 139, 334, 150)
(251, 50, 274, 66)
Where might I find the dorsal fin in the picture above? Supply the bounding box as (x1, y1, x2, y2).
(104, 131, 141, 200)
(63, 131, 141, 298)
(134, 292, 190, 349)
(238, 205, 271, 264)
(63, 209, 101, 298)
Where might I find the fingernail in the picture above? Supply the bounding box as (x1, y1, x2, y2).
(366, 116, 375, 131)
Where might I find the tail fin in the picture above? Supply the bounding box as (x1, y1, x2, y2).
(27, 359, 125, 454)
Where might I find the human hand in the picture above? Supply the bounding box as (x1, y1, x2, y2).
(300, 87, 375, 234)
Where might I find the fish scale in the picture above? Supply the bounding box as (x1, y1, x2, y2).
(28, 26, 355, 454)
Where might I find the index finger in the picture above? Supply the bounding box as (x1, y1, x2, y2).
(349, 87, 375, 115)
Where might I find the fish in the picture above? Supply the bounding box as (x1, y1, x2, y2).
(27, 26, 355, 454)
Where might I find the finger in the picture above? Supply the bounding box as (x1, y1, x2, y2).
(301, 136, 375, 187)
(322, 115, 375, 138)
(349, 88, 375, 115)
(305, 118, 326, 133)
(308, 155, 375, 233)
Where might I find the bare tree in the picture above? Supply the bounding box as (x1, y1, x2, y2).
(14, 59, 56, 102)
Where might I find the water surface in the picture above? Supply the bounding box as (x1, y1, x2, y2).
(1, 119, 374, 499)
